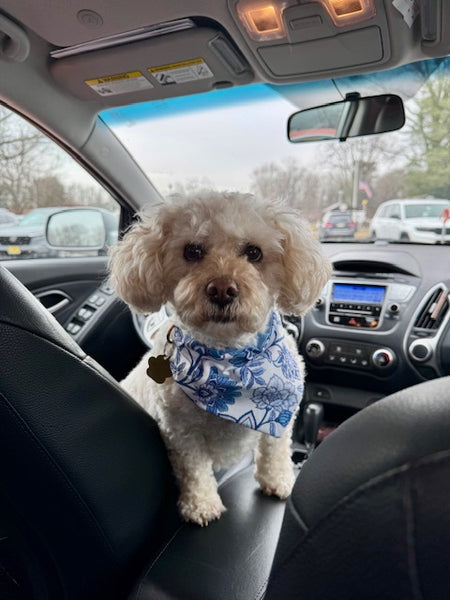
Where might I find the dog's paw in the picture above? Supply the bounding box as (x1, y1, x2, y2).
(178, 492, 226, 526)
(256, 471, 295, 500)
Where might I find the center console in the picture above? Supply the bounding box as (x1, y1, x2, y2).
(328, 282, 386, 328)
(324, 279, 415, 330)
(303, 278, 416, 376)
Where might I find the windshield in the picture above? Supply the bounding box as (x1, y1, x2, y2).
(100, 57, 448, 243)
(18, 210, 50, 227)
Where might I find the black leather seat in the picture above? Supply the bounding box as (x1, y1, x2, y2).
(0, 265, 286, 599)
(265, 376, 450, 600)
(3, 263, 450, 599)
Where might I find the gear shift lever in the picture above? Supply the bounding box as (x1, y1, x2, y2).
(303, 402, 324, 457)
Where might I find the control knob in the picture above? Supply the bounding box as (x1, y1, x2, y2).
(388, 303, 400, 315)
(372, 348, 396, 369)
(314, 297, 325, 309)
(305, 338, 325, 359)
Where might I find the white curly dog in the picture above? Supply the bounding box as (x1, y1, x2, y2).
(109, 192, 331, 526)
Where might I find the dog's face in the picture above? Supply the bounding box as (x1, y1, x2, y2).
(163, 209, 286, 339)
(109, 193, 331, 342)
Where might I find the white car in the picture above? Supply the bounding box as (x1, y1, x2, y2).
(370, 198, 450, 243)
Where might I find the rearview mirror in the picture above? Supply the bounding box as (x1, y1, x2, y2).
(287, 93, 405, 143)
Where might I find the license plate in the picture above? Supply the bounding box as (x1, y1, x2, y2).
(7, 245, 22, 255)
(337, 222, 345, 227)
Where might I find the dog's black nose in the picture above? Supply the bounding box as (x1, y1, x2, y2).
(206, 277, 239, 306)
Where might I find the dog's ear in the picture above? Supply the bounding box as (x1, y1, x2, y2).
(108, 208, 167, 313)
(274, 211, 332, 315)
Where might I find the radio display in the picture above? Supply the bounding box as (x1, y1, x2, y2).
(332, 283, 386, 305)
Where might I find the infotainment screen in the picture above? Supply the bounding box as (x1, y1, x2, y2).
(332, 283, 386, 304)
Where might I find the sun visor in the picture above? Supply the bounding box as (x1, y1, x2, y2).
(50, 26, 254, 107)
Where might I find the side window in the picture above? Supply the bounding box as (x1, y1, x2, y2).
(389, 204, 401, 219)
(0, 105, 118, 261)
(384, 205, 397, 219)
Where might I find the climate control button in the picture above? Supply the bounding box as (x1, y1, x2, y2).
(372, 348, 396, 368)
(304, 338, 397, 376)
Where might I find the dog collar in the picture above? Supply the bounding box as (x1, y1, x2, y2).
(169, 311, 303, 437)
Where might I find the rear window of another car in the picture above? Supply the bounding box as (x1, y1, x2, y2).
(329, 214, 353, 223)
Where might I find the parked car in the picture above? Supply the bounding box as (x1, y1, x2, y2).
(0, 206, 118, 259)
(319, 211, 356, 240)
(0, 207, 19, 227)
(0, 1, 450, 599)
(370, 198, 450, 243)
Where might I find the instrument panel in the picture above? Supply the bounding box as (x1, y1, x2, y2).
(298, 243, 450, 407)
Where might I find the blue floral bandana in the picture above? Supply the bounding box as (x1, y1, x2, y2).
(169, 311, 303, 437)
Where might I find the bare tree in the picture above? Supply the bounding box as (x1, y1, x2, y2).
(402, 66, 450, 198)
(164, 177, 217, 200)
(323, 138, 381, 196)
(249, 158, 328, 220)
(65, 182, 117, 211)
(0, 107, 60, 212)
(369, 168, 406, 214)
(30, 176, 68, 207)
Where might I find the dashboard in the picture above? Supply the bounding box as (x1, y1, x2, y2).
(298, 241, 450, 416)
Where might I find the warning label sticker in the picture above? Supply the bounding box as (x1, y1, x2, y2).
(85, 71, 153, 96)
(148, 58, 213, 86)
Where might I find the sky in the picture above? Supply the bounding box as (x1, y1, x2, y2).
(101, 84, 324, 196)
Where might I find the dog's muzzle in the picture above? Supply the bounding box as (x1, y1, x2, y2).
(205, 276, 239, 307)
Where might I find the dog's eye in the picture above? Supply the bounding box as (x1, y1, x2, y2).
(243, 244, 263, 263)
(183, 243, 205, 261)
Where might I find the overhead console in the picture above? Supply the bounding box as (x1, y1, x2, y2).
(230, 0, 391, 80)
(1, 0, 447, 109)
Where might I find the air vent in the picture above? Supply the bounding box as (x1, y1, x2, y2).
(333, 260, 413, 275)
(414, 286, 449, 330)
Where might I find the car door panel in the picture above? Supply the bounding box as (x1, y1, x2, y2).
(3, 257, 146, 381)
(4, 256, 108, 321)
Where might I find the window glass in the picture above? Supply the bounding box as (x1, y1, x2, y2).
(404, 202, 450, 218)
(0, 106, 118, 260)
(102, 56, 449, 243)
(328, 214, 352, 224)
(389, 205, 401, 219)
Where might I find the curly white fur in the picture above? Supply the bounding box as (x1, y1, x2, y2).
(109, 192, 331, 525)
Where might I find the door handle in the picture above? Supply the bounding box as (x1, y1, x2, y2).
(35, 290, 71, 314)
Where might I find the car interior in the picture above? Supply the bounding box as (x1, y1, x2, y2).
(1, 1, 450, 599)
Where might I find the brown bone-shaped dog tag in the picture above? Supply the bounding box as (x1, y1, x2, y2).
(147, 355, 172, 384)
